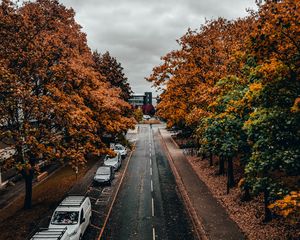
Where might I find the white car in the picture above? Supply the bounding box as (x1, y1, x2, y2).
(49, 196, 91, 240)
(143, 115, 151, 120)
(114, 144, 127, 158)
(104, 151, 121, 171)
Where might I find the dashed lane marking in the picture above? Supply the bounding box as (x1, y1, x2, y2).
(152, 198, 155, 217)
(150, 167, 152, 176)
(152, 227, 156, 240)
(151, 180, 153, 192)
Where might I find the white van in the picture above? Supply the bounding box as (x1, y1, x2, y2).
(49, 195, 92, 240)
(30, 227, 70, 240)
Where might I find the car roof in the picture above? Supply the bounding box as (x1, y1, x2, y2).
(57, 196, 87, 209)
(106, 152, 119, 159)
(96, 166, 111, 173)
(115, 143, 124, 146)
(31, 228, 67, 240)
(115, 144, 125, 148)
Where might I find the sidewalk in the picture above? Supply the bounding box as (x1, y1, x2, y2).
(159, 128, 245, 240)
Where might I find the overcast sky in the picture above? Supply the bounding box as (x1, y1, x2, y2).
(60, 0, 257, 95)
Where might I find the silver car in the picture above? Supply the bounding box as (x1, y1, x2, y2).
(104, 152, 121, 171)
(93, 166, 114, 186)
(114, 144, 128, 159)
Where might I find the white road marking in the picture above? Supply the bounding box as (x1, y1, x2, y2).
(92, 209, 101, 214)
(153, 227, 156, 240)
(150, 167, 152, 176)
(152, 198, 155, 216)
(150, 152, 152, 157)
(151, 180, 153, 192)
(150, 158, 152, 165)
(91, 188, 102, 193)
(91, 224, 102, 230)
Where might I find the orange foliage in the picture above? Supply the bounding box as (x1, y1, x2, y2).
(147, 17, 255, 128)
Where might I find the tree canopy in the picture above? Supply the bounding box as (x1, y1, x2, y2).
(0, 0, 135, 209)
(148, 0, 300, 222)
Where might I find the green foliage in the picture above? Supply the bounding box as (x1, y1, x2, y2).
(133, 107, 143, 122)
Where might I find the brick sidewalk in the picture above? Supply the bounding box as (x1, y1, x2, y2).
(159, 128, 245, 240)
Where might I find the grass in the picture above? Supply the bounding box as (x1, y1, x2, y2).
(0, 158, 98, 240)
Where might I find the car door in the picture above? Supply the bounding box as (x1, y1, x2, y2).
(111, 167, 115, 179)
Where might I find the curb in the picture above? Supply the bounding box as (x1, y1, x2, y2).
(158, 128, 209, 240)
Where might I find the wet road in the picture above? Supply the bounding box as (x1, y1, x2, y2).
(104, 124, 195, 240)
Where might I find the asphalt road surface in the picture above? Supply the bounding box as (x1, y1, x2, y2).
(104, 124, 195, 240)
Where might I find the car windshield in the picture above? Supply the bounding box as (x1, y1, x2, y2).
(106, 155, 118, 161)
(115, 146, 124, 150)
(51, 211, 79, 225)
(96, 167, 110, 175)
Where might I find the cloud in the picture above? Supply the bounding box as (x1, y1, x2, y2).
(60, 0, 257, 95)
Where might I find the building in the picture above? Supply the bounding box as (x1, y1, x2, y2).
(129, 92, 152, 107)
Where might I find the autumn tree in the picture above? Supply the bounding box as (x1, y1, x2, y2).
(0, 0, 97, 209)
(147, 17, 254, 131)
(240, 0, 300, 221)
(148, 0, 299, 224)
(133, 107, 143, 122)
(93, 51, 132, 101)
(0, 0, 135, 209)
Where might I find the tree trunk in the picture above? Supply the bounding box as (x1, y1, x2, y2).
(23, 169, 34, 210)
(218, 156, 225, 175)
(226, 157, 235, 194)
(264, 189, 272, 222)
(209, 152, 213, 166)
(242, 186, 251, 201)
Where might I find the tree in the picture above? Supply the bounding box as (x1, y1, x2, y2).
(147, 17, 254, 131)
(92, 51, 132, 101)
(133, 107, 143, 122)
(242, 0, 300, 221)
(142, 103, 155, 116)
(0, 0, 135, 209)
(199, 76, 250, 192)
(0, 0, 100, 209)
(148, 0, 300, 224)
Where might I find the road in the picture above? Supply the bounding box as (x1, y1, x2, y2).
(103, 124, 195, 240)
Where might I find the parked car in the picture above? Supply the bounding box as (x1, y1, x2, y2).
(31, 227, 70, 240)
(49, 195, 91, 240)
(93, 166, 114, 186)
(143, 115, 151, 120)
(104, 151, 121, 171)
(114, 144, 127, 158)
